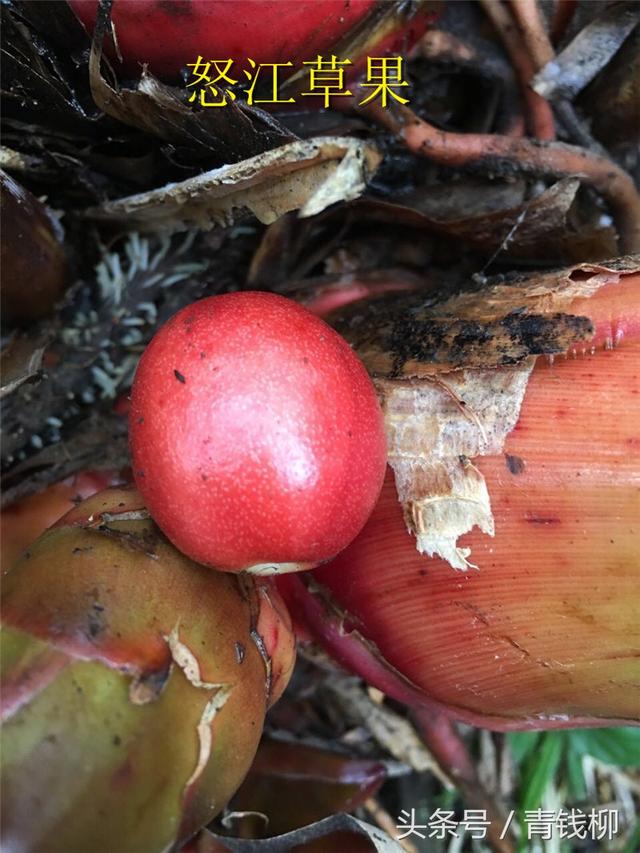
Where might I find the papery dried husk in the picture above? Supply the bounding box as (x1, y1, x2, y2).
(0, 332, 47, 400)
(379, 364, 535, 568)
(85, 2, 294, 162)
(85, 137, 381, 234)
(348, 179, 618, 264)
(189, 814, 400, 852)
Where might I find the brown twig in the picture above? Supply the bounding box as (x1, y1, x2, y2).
(533, 3, 640, 101)
(355, 99, 640, 254)
(323, 677, 452, 787)
(412, 708, 517, 853)
(509, 0, 609, 154)
(364, 798, 419, 853)
(478, 0, 555, 139)
(509, 0, 555, 68)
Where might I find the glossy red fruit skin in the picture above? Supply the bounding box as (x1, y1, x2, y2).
(129, 291, 387, 573)
(68, 0, 377, 79)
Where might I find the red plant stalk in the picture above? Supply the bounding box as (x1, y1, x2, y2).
(479, 0, 556, 140)
(303, 276, 422, 318)
(352, 98, 640, 253)
(411, 708, 515, 853)
(281, 273, 640, 730)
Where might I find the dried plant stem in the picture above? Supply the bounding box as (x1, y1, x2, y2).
(509, 0, 555, 68)
(478, 0, 555, 139)
(324, 677, 451, 786)
(364, 798, 419, 853)
(508, 0, 608, 154)
(356, 99, 640, 253)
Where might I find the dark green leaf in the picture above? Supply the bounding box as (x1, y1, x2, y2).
(519, 732, 564, 813)
(565, 744, 587, 801)
(566, 728, 640, 767)
(507, 731, 542, 766)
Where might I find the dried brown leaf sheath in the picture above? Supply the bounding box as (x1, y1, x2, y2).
(85, 138, 382, 234)
(334, 255, 640, 377)
(337, 259, 640, 568)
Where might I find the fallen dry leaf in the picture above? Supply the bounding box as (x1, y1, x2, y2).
(333, 255, 640, 377)
(84, 137, 382, 234)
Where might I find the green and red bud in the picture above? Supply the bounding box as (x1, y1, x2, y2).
(1, 488, 295, 852)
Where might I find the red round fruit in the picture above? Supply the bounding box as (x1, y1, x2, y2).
(129, 291, 387, 574)
(69, 0, 377, 79)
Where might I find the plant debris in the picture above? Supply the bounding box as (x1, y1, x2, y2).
(85, 137, 382, 233)
(533, 2, 640, 100)
(331, 256, 640, 377)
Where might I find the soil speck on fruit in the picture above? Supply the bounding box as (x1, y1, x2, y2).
(526, 515, 561, 525)
(87, 605, 105, 639)
(505, 454, 525, 475)
(158, 0, 193, 16)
